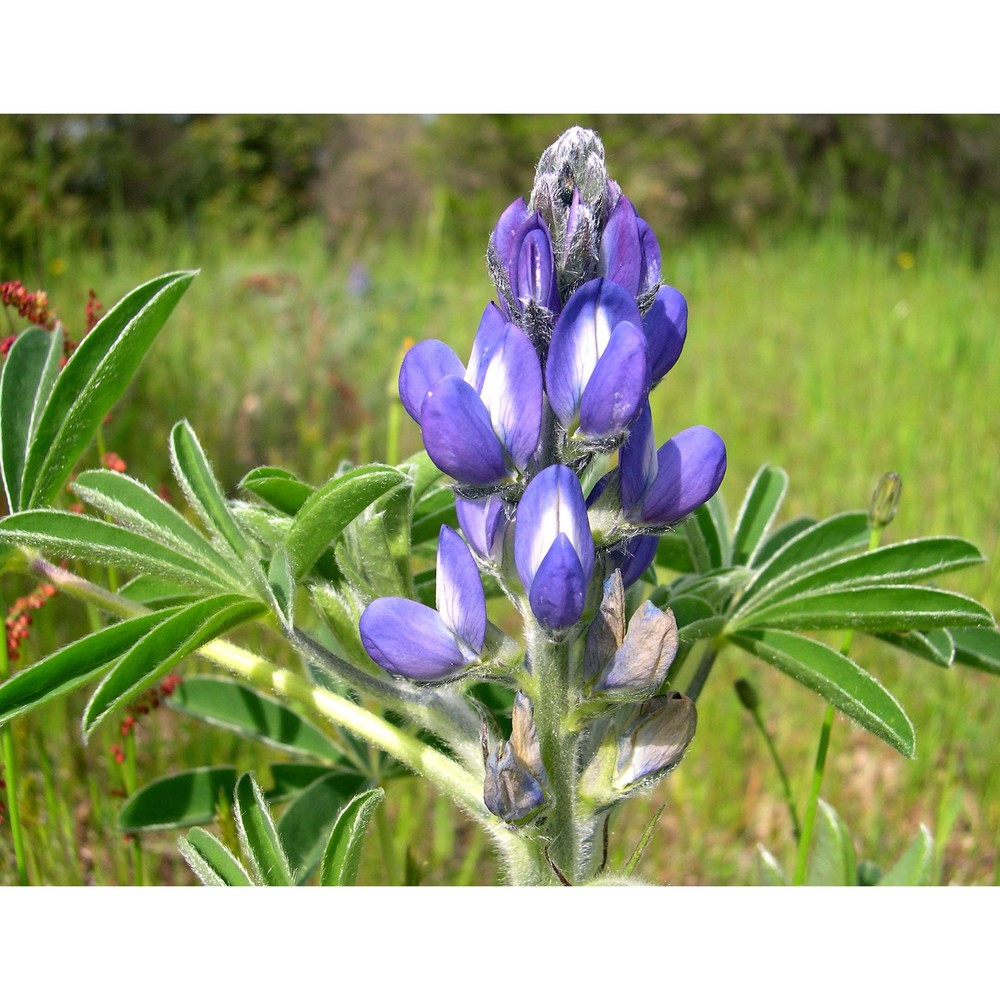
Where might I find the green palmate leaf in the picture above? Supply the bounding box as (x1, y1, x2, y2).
(807, 799, 857, 885)
(287, 464, 407, 580)
(878, 825, 935, 886)
(71, 469, 238, 583)
(734, 585, 994, 633)
(239, 466, 315, 516)
(119, 766, 238, 831)
(411, 485, 458, 547)
(739, 510, 870, 603)
(730, 464, 789, 566)
(82, 595, 265, 738)
(729, 628, 916, 756)
(170, 420, 252, 566)
(234, 772, 294, 886)
(22, 271, 196, 509)
(269, 763, 343, 801)
(743, 537, 984, 612)
(178, 827, 253, 887)
(0, 510, 233, 593)
(750, 514, 816, 568)
(403, 450, 444, 504)
(684, 493, 729, 572)
(0, 325, 63, 512)
(655, 530, 696, 573)
(168, 676, 343, 762)
(319, 786, 386, 886)
(267, 548, 295, 624)
(667, 566, 751, 608)
(951, 626, 1000, 676)
(116, 575, 198, 608)
(277, 771, 369, 884)
(0, 609, 175, 726)
(875, 629, 955, 669)
(335, 481, 414, 598)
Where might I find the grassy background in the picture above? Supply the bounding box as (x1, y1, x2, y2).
(0, 209, 997, 885)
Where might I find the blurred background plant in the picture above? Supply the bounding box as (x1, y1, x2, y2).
(0, 114, 997, 884)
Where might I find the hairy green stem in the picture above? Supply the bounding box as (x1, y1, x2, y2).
(121, 725, 145, 886)
(28, 553, 536, 879)
(686, 649, 718, 702)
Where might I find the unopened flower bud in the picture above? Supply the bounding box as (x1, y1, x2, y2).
(580, 692, 697, 806)
(869, 472, 902, 529)
(584, 571, 627, 682)
(483, 692, 547, 824)
(592, 603, 678, 698)
(612, 692, 696, 792)
(734, 677, 760, 712)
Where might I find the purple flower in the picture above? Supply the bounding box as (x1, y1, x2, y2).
(598, 196, 661, 298)
(545, 278, 649, 441)
(359, 526, 486, 682)
(455, 495, 509, 564)
(514, 465, 595, 630)
(642, 285, 688, 386)
(619, 403, 727, 526)
(398, 305, 543, 486)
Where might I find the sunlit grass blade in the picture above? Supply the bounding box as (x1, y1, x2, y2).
(170, 420, 253, 565)
(71, 469, 238, 582)
(733, 585, 994, 633)
(623, 803, 665, 876)
(0, 510, 235, 593)
(0, 609, 175, 726)
(951, 626, 1000, 676)
(167, 676, 344, 762)
(234, 772, 294, 886)
(286, 464, 407, 580)
(878, 824, 934, 885)
(730, 465, 789, 566)
(277, 771, 369, 883)
(319, 786, 386, 886)
(22, 271, 196, 509)
(119, 765, 239, 831)
(178, 827, 253, 886)
(82, 595, 265, 739)
(729, 628, 916, 756)
(0, 325, 63, 512)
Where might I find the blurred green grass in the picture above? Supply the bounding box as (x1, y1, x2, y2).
(1, 214, 997, 885)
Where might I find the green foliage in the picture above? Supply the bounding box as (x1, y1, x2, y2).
(319, 787, 386, 887)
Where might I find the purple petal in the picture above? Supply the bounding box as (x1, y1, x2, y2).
(638, 425, 728, 525)
(577, 320, 648, 439)
(455, 495, 508, 563)
(643, 286, 688, 384)
(360, 598, 467, 681)
(528, 533, 588, 630)
(618, 534, 659, 589)
(435, 525, 486, 654)
(636, 217, 662, 293)
(546, 279, 643, 428)
(491, 197, 530, 279)
(514, 464, 595, 590)
(398, 340, 465, 424)
(476, 322, 543, 471)
(512, 216, 559, 313)
(465, 303, 508, 394)
(599, 196, 642, 296)
(619, 402, 657, 513)
(421, 376, 507, 485)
